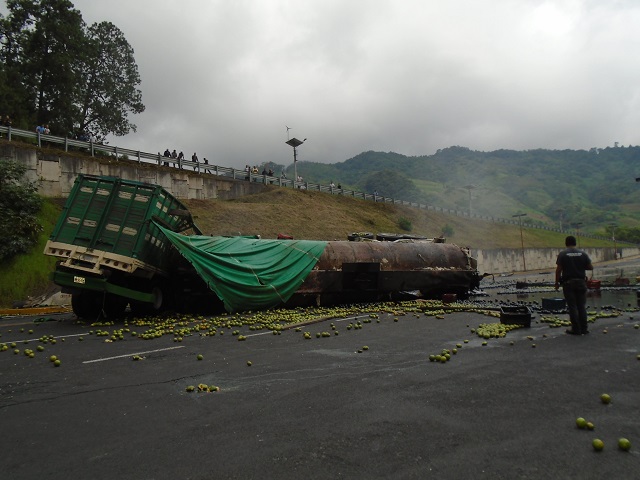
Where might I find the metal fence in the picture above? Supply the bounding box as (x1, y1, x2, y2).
(0, 124, 617, 242)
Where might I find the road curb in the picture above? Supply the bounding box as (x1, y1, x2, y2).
(0, 306, 72, 317)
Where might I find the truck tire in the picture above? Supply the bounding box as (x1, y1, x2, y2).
(71, 291, 103, 320)
(102, 294, 128, 319)
(72, 292, 128, 320)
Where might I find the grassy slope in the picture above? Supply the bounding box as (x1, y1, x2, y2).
(0, 186, 614, 307)
(185, 186, 613, 248)
(0, 201, 60, 307)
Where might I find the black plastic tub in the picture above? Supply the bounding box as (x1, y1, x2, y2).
(500, 306, 532, 328)
(542, 297, 566, 311)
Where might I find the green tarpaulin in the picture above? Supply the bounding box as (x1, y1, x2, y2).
(157, 225, 327, 312)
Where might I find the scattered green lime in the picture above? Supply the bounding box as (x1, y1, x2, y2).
(592, 438, 604, 451)
(618, 438, 631, 451)
(53, 359, 61, 367)
(197, 354, 203, 361)
(600, 393, 611, 404)
(576, 417, 588, 429)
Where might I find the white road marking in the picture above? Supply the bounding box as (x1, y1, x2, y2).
(83, 346, 185, 363)
(9, 333, 87, 344)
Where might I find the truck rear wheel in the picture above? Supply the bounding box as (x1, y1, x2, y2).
(71, 291, 103, 320)
(72, 292, 128, 320)
(102, 294, 128, 319)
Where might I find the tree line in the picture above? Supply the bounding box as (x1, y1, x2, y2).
(0, 0, 144, 143)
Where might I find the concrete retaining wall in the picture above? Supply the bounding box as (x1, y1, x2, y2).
(2, 144, 267, 200)
(474, 247, 640, 274)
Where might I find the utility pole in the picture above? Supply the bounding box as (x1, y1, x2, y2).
(512, 213, 527, 271)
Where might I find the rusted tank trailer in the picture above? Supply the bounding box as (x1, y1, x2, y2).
(287, 240, 479, 307)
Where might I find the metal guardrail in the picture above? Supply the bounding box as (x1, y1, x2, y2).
(0, 124, 621, 242)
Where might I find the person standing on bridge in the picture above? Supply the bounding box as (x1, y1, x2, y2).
(555, 235, 593, 335)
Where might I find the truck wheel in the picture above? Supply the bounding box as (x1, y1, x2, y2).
(71, 291, 103, 320)
(151, 286, 164, 310)
(102, 294, 128, 319)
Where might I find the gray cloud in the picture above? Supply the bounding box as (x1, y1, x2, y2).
(8, 0, 640, 167)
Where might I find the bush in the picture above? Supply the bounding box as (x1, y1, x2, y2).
(0, 160, 43, 261)
(441, 224, 454, 237)
(398, 217, 412, 232)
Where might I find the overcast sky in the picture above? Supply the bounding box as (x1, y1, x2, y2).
(7, 1, 640, 168)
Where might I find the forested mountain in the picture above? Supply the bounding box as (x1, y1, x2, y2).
(286, 145, 640, 239)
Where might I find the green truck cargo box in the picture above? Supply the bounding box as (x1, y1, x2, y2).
(45, 174, 199, 276)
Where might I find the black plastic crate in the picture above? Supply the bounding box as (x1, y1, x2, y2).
(542, 297, 566, 311)
(499, 306, 531, 328)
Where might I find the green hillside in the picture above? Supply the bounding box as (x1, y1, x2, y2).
(290, 146, 640, 238)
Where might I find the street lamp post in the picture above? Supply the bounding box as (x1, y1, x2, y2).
(285, 137, 306, 187)
(610, 223, 617, 260)
(512, 213, 527, 271)
(574, 222, 583, 248)
(464, 184, 475, 217)
(556, 208, 564, 231)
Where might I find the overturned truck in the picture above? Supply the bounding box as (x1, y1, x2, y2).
(45, 175, 480, 319)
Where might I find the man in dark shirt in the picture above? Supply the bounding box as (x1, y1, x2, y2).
(555, 235, 594, 335)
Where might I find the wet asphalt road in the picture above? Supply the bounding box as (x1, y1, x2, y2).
(1, 305, 639, 480)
